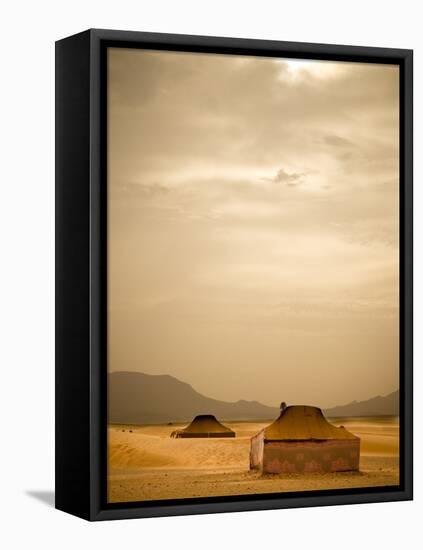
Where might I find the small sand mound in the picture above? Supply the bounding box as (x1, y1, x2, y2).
(109, 442, 183, 468)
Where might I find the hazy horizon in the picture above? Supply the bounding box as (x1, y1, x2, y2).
(108, 368, 399, 410)
(108, 48, 399, 410)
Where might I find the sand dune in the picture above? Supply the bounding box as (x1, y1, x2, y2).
(108, 417, 399, 503)
(109, 423, 253, 469)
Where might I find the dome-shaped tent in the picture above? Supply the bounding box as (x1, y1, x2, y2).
(171, 414, 235, 438)
(250, 405, 359, 473)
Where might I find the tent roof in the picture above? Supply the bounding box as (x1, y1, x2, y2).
(262, 406, 358, 441)
(177, 414, 234, 434)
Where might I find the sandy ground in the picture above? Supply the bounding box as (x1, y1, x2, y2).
(108, 417, 399, 503)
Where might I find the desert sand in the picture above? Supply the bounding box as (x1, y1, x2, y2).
(108, 417, 399, 503)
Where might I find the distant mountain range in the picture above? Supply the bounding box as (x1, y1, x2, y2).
(324, 390, 399, 418)
(108, 371, 399, 424)
(108, 372, 279, 424)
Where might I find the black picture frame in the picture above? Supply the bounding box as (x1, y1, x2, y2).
(55, 28, 413, 521)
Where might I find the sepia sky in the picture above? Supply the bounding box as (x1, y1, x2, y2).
(107, 48, 399, 409)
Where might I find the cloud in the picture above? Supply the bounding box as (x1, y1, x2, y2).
(272, 168, 304, 186)
(322, 134, 354, 148)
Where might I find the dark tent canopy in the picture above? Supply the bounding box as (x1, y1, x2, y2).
(262, 405, 358, 441)
(171, 414, 235, 438)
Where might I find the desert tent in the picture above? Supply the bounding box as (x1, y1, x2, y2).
(250, 405, 359, 473)
(171, 414, 235, 438)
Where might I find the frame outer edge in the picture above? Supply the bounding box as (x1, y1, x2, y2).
(69, 29, 413, 521)
(55, 30, 92, 520)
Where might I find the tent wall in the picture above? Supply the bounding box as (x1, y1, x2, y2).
(250, 431, 264, 469)
(260, 439, 360, 473)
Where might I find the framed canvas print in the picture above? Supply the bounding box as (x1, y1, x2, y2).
(55, 29, 413, 521)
